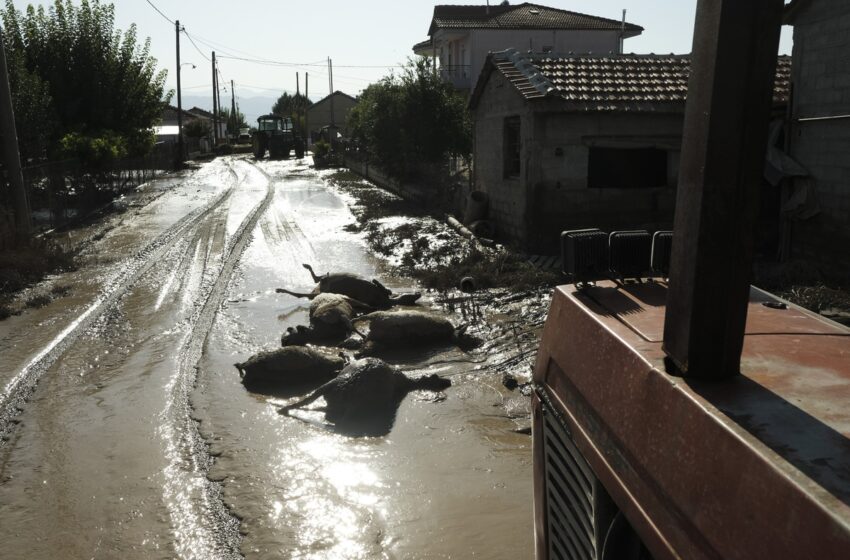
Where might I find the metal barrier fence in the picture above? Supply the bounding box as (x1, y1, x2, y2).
(2, 143, 176, 235)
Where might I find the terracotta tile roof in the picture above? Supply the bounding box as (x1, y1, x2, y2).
(428, 3, 642, 35)
(471, 49, 792, 112)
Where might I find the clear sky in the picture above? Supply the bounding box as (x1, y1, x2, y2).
(8, 0, 793, 108)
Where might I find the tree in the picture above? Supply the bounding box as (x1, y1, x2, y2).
(184, 118, 211, 139)
(272, 91, 311, 133)
(218, 107, 247, 136)
(347, 58, 471, 179)
(271, 92, 311, 117)
(0, 0, 169, 162)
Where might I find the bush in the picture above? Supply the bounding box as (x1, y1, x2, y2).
(60, 131, 128, 167)
(312, 139, 331, 158)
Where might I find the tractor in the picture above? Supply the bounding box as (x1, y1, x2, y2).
(251, 114, 305, 160)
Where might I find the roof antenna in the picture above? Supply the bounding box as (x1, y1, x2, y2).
(620, 9, 626, 54)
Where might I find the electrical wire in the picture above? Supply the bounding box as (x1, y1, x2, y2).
(144, 0, 174, 25)
(182, 30, 211, 62)
(217, 54, 402, 69)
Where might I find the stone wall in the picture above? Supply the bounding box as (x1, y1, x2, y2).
(472, 70, 533, 247)
(788, 0, 850, 277)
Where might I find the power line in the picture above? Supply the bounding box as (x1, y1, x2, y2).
(144, 0, 174, 25)
(182, 30, 211, 62)
(217, 54, 402, 69)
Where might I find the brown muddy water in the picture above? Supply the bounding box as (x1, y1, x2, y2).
(0, 156, 533, 559)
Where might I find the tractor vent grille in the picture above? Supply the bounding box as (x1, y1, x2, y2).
(561, 229, 609, 281)
(650, 231, 673, 276)
(608, 230, 651, 280)
(541, 393, 598, 560)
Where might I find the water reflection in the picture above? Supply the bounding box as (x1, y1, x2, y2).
(271, 427, 387, 559)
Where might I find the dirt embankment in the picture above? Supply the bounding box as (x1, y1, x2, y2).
(327, 170, 560, 292)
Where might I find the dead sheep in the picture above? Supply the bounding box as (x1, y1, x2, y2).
(234, 346, 345, 395)
(281, 292, 369, 346)
(276, 263, 421, 309)
(353, 309, 479, 356)
(278, 357, 451, 436)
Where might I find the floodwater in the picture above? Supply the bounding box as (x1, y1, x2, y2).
(0, 156, 532, 559)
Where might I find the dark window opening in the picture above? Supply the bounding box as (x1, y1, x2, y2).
(587, 147, 668, 188)
(504, 116, 521, 178)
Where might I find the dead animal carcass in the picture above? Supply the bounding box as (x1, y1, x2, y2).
(234, 346, 345, 395)
(276, 263, 421, 309)
(282, 292, 367, 346)
(278, 357, 450, 435)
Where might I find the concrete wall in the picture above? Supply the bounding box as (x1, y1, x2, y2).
(473, 71, 684, 252)
(472, 70, 534, 246)
(528, 111, 682, 251)
(307, 94, 358, 137)
(787, 0, 850, 276)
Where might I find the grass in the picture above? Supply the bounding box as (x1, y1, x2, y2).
(0, 240, 77, 320)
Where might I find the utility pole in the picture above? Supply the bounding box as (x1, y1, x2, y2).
(296, 72, 300, 96)
(175, 20, 184, 167)
(328, 57, 335, 145)
(0, 25, 31, 238)
(230, 79, 236, 138)
(211, 51, 218, 145)
(305, 72, 309, 148)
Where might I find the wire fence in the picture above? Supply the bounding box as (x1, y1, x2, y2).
(0, 143, 176, 244)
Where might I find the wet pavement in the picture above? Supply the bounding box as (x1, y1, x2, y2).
(0, 156, 533, 559)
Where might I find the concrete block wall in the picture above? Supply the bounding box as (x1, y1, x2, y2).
(473, 72, 684, 252)
(472, 71, 533, 247)
(788, 0, 850, 277)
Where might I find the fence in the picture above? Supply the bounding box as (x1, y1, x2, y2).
(0, 143, 176, 238)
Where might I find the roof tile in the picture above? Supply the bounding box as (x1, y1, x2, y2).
(429, 2, 642, 34)
(475, 49, 791, 111)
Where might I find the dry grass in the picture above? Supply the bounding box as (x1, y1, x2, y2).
(0, 240, 77, 320)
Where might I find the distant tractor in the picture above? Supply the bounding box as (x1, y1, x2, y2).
(252, 114, 305, 160)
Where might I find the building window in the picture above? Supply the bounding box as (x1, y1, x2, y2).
(587, 147, 668, 188)
(504, 116, 521, 178)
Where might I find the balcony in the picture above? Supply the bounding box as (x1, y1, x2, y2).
(439, 65, 472, 90)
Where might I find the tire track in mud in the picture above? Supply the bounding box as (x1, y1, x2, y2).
(0, 161, 238, 446)
(160, 159, 276, 560)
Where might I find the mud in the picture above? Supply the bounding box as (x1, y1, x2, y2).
(0, 156, 534, 559)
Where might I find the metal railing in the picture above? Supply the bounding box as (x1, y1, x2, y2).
(439, 65, 472, 88)
(3, 143, 176, 233)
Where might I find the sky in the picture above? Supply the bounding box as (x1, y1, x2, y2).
(8, 0, 794, 119)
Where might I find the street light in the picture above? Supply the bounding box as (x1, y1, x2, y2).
(176, 56, 195, 167)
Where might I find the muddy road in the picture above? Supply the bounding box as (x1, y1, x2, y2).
(0, 157, 533, 559)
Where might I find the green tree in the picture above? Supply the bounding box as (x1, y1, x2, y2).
(218, 107, 247, 136)
(347, 58, 471, 179)
(1, 0, 169, 162)
(184, 118, 211, 139)
(271, 91, 311, 117)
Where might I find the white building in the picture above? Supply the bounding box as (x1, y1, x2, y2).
(413, 2, 643, 94)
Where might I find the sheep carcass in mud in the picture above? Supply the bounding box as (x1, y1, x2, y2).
(234, 346, 345, 395)
(354, 309, 478, 355)
(278, 357, 450, 435)
(276, 263, 421, 308)
(281, 292, 366, 346)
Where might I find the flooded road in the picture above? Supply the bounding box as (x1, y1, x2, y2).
(0, 156, 532, 559)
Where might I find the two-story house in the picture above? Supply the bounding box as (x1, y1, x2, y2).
(412, 2, 643, 94)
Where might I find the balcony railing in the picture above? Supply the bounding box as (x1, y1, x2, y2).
(439, 65, 472, 89)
